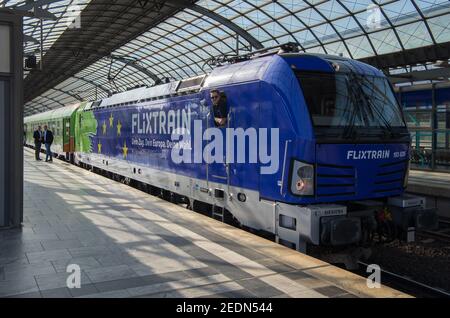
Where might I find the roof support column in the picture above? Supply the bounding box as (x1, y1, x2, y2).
(0, 11, 23, 228)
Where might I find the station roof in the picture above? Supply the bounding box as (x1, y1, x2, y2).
(3, 0, 449, 115)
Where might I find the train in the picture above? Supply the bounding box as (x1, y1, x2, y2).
(24, 44, 438, 254)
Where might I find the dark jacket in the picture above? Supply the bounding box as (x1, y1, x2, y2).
(212, 98, 228, 119)
(43, 130, 54, 145)
(33, 130, 42, 144)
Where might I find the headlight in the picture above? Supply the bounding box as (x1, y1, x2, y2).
(291, 160, 314, 196)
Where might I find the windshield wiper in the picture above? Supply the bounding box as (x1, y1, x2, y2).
(361, 93, 395, 139)
(357, 78, 399, 139)
(342, 74, 366, 140)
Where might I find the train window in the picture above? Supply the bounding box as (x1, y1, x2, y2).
(297, 72, 405, 129)
(177, 75, 206, 93)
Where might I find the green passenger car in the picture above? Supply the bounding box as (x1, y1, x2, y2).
(24, 103, 81, 160)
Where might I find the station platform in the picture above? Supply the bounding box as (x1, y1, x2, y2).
(408, 170, 450, 218)
(0, 149, 409, 298)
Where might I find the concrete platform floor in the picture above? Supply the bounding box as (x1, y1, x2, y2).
(0, 149, 409, 298)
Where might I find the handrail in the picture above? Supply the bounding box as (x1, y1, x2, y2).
(280, 139, 291, 196)
(206, 112, 210, 189)
(226, 110, 233, 200)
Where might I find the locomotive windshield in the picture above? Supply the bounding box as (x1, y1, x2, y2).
(297, 72, 406, 138)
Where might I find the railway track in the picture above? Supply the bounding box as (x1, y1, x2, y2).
(358, 261, 450, 298)
(419, 217, 450, 243)
(420, 230, 450, 243)
(438, 217, 450, 226)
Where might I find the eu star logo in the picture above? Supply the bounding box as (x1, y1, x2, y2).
(122, 141, 128, 159)
(117, 120, 122, 136)
(97, 142, 102, 153)
(102, 121, 107, 135)
(109, 114, 114, 127)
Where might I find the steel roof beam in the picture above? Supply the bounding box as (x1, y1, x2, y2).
(0, 6, 56, 20)
(13, 0, 63, 11)
(389, 67, 450, 84)
(25, 100, 51, 114)
(360, 41, 450, 71)
(24, 34, 39, 44)
(50, 88, 82, 101)
(9, 0, 58, 20)
(37, 95, 65, 108)
(189, 4, 263, 50)
(166, 0, 263, 50)
(72, 75, 111, 96)
(109, 55, 161, 84)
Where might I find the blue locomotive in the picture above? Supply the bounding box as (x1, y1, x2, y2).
(25, 44, 437, 252)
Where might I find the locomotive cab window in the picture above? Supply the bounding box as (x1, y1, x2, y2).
(210, 89, 228, 128)
(296, 71, 407, 139)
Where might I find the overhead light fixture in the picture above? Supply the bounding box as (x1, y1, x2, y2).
(24, 55, 37, 69)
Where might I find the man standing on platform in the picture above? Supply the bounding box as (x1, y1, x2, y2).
(43, 125, 54, 162)
(33, 125, 43, 161)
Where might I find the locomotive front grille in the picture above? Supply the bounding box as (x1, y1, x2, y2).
(316, 163, 356, 198)
(316, 160, 407, 198)
(372, 160, 407, 194)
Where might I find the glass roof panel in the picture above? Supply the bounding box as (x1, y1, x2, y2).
(293, 29, 319, 48)
(263, 21, 289, 38)
(247, 27, 275, 43)
(385, 0, 418, 18)
(295, 7, 326, 25)
(420, 0, 450, 18)
(316, 0, 348, 20)
(24, 0, 450, 114)
(331, 15, 359, 35)
(196, 0, 223, 11)
(369, 28, 403, 54)
(428, 14, 450, 43)
(396, 21, 433, 48)
(275, 0, 310, 12)
(323, 40, 350, 57)
(277, 14, 307, 33)
(259, 1, 291, 19)
(339, 0, 373, 13)
(345, 35, 375, 58)
(310, 23, 339, 45)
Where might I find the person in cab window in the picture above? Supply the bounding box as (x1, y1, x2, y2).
(210, 89, 228, 127)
